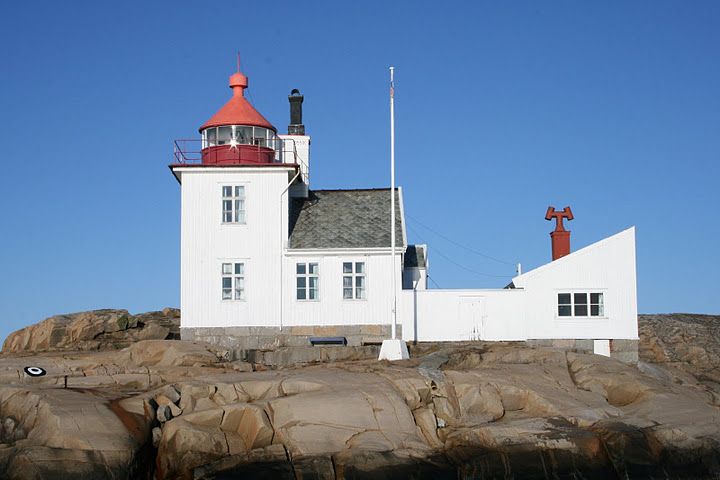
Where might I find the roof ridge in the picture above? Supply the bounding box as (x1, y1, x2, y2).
(310, 187, 397, 193)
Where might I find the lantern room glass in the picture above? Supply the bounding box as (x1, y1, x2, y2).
(201, 126, 275, 150)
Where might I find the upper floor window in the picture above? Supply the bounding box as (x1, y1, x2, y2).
(343, 262, 366, 300)
(296, 262, 319, 300)
(222, 262, 245, 300)
(222, 186, 245, 223)
(557, 292, 604, 317)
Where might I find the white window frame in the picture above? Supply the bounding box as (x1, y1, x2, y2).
(221, 262, 246, 301)
(342, 261, 366, 300)
(556, 291, 605, 318)
(222, 185, 246, 224)
(296, 262, 319, 301)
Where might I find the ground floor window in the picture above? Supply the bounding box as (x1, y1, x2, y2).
(222, 262, 245, 300)
(296, 262, 319, 300)
(557, 292, 604, 317)
(343, 262, 366, 299)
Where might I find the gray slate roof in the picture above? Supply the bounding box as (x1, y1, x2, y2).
(289, 189, 404, 249)
(404, 245, 427, 269)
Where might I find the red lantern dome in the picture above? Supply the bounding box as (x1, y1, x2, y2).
(199, 69, 278, 165)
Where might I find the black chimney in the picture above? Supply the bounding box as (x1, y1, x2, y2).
(288, 89, 305, 135)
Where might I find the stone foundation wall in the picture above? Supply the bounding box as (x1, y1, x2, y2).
(609, 339, 639, 363)
(525, 338, 639, 363)
(181, 324, 399, 360)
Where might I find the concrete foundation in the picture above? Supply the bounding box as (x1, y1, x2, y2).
(525, 338, 639, 363)
(181, 324, 400, 361)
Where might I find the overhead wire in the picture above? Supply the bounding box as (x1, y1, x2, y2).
(406, 224, 513, 279)
(407, 213, 516, 266)
(426, 274, 442, 288)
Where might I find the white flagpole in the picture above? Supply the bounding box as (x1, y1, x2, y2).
(390, 66, 397, 341)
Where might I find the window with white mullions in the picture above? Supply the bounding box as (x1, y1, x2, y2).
(342, 262, 366, 300)
(222, 185, 246, 223)
(557, 292, 604, 318)
(296, 262, 319, 300)
(222, 262, 245, 300)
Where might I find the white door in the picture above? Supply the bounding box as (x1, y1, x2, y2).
(459, 297, 484, 341)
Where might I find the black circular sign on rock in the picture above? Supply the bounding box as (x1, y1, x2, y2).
(24, 366, 47, 377)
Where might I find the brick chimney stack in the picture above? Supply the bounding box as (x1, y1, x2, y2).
(545, 206, 574, 260)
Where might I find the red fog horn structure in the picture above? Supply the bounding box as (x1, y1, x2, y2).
(545, 206, 574, 260)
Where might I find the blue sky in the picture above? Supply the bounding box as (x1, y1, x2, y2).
(1, 1, 718, 342)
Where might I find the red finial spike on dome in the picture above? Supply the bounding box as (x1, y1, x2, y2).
(229, 51, 247, 96)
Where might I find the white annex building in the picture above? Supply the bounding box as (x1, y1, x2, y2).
(171, 67, 639, 362)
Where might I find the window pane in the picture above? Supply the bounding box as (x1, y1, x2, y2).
(297, 288, 306, 300)
(558, 293, 571, 305)
(235, 277, 244, 291)
(223, 200, 232, 211)
(234, 286, 244, 300)
(296, 263, 306, 274)
(235, 211, 245, 223)
(217, 126, 232, 145)
(237, 126, 252, 144)
(235, 263, 244, 275)
(309, 263, 318, 274)
(343, 276, 352, 288)
(558, 305, 572, 317)
(222, 277, 232, 288)
(355, 262, 365, 274)
(235, 186, 245, 197)
(297, 277, 306, 288)
(222, 263, 232, 274)
(575, 305, 588, 316)
(343, 288, 353, 299)
(253, 127, 267, 146)
(223, 186, 232, 197)
(590, 305, 600, 316)
(574, 293, 588, 305)
(356, 277, 365, 299)
(224, 211, 232, 222)
(590, 293, 603, 304)
(309, 277, 318, 289)
(222, 289, 232, 300)
(207, 128, 217, 147)
(309, 288, 318, 300)
(343, 262, 352, 273)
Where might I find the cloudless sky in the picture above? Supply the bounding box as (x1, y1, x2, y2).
(1, 1, 718, 342)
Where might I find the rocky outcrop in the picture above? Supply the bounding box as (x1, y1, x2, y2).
(2, 308, 180, 353)
(0, 312, 718, 478)
(3, 340, 720, 478)
(639, 313, 720, 381)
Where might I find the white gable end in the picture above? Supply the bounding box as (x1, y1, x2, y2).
(512, 227, 638, 340)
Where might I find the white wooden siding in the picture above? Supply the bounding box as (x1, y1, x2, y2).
(281, 253, 401, 327)
(179, 167, 293, 328)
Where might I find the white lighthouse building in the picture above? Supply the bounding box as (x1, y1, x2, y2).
(171, 66, 640, 362)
